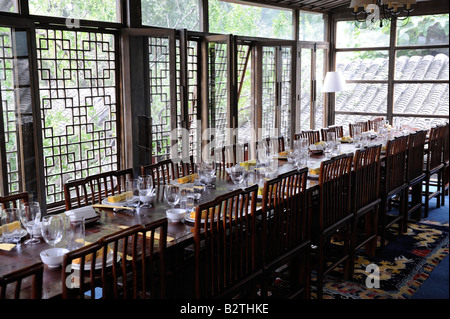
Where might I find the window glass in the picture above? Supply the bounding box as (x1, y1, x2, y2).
(141, 0, 200, 31)
(395, 49, 449, 80)
(0, 0, 17, 13)
(335, 83, 388, 114)
(336, 51, 389, 81)
(209, 0, 293, 40)
(299, 11, 326, 42)
(29, 0, 119, 22)
(397, 14, 449, 46)
(394, 83, 449, 117)
(336, 20, 390, 48)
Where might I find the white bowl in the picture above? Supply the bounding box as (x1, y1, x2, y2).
(166, 208, 186, 222)
(40, 248, 69, 268)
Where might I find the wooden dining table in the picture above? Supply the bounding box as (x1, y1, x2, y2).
(0, 133, 396, 299)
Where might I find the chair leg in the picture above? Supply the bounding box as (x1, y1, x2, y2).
(424, 177, 430, 218)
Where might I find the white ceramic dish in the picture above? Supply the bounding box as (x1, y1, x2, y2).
(40, 247, 69, 268)
(101, 196, 139, 207)
(166, 208, 186, 222)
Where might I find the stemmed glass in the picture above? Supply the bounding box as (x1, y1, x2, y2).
(164, 185, 180, 210)
(229, 164, 245, 189)
(41, 215, 64, 248)
(137, 175, 154, 207)
(19, 202, 41, 245)
(202, 160, 216, 189)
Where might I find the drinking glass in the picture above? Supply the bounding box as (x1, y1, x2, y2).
(126, 179, 138, 207)
(180, 187, 195, 213)
(41, 215, 64, 248)
(1, 208, 22, 244)
(229, 165, 245, 187)
(164, 185, 180, 209)
(138, 175, 154, 207)
(66, 216, 85, 251)
(202, 160, 216, 189)
(19, 202, 41, 245)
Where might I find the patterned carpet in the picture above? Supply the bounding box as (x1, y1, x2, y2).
(311, 220, 449, 299)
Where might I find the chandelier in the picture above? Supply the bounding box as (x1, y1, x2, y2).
(350, 0, 416, 28)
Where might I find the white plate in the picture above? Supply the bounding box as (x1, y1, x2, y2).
(71, 252, 120, 271)
(101, 196, 139, 207)
(308, 173, 319, 179)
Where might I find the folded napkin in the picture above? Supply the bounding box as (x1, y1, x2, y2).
(65, 206, 98, 220)
(177, 173, 198, 184)
(309, 142, 325, 151)
(0, 243, 16, 251)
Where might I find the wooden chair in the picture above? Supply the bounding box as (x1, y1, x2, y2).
(173, 155, 195, 178)
(379, 135, 409, 248)
(351, 145, 382, 273)
(315, 153, 353, 299)
(423, 125, 445, 217)
(321, 126, 344, 141)
(259, 168, 310, 299)
(0, 262, 44, 299)
(294, 130, 320, 145)
(405, 130, 427, 221)
(141, 159, 176, 188)
(267, 136, 285, 153)
(349, 121, 369, 137)
(193, 185, 260, 298)
(63, 168, 134, 210)
(220, 143, 248, 170)
(369, 116, 384, 132)
(442, 123, 449, 206)
(0, 192, 29, 209)
(139, 219, 168, 299)
(63, 223, 164, 299)
(61, 239, 105, 299)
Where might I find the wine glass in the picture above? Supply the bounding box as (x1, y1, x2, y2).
(138, 175, 154, 207)
(41, 215, 64, 248)
(164, 185, 180, 209)
(202, 160, 216, 189)
(19, 202, 41, 245)
(229, 165, 245, 188)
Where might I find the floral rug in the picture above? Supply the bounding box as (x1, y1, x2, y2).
(313, 220, 449, 299)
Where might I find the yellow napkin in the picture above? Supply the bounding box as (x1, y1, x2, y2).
(177, 173, 198, 184)
(0, 243, 16, 251)
(107, 191, 133, 203)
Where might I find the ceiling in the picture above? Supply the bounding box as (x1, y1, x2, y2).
(231, 0, 352, 12)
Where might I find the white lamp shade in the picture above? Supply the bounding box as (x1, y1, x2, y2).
(322, 71, 347, 93)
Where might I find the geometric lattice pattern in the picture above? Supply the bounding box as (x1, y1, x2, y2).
(36, 28, 118, 204)
(148, 36, 172, 162)
(280, 46, 292, 145)
(262, 46, 277, 139)
(0, 27, 21, 195)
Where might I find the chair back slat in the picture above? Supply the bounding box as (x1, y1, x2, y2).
(352, 145, 382, 212)
(64, 168, 134, 210)
(260, 168, 309, 263)
(294, 130, 320, 145)
(426, 125, 445, 172)
(193, 185, 258, 298)
(141, 160, 176, 188)
(0, 192, 29, 210)
(321, 126, 344, 141)
(319, 154, 353, 231)
(384, 136, 409, 194)
(349, 121, 369, 137)
(0, 263, 44, 299)
(406, 130, 427, 183)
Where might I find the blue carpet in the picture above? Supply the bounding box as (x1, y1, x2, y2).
(412, 195, 449, 299)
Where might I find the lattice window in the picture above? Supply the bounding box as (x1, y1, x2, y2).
(0, 27, 21, 195)
(262, 47, 276, 139)
(148, 36, 173, 162)
(36, 28, 118, 204)
(280, 47, 292, 145)
(187, 40, 199, 157)
(237, 44, 252, 144)
(209, 42, 228, 148)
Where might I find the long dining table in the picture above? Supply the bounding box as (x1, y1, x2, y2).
(0, 133, 402, 299)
